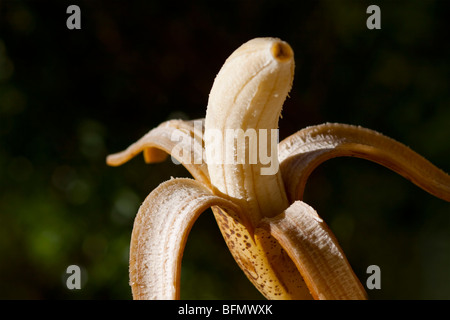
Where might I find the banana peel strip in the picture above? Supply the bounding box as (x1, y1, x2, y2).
(107, 119, 209, 186)
(279, 123, 450, 202)
(129, 178, 239, 299)
(258, 201, 368, 300)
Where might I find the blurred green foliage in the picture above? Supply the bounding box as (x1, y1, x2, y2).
(0, 0, 449, 299)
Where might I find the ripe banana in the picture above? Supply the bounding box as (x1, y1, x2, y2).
(107, 37, 450, 300)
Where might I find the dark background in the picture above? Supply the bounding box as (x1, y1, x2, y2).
(0, 0, 449, 299)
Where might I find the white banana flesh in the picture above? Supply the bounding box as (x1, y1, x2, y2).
(205, 38, 294, 226)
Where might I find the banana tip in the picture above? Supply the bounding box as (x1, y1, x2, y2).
(271, 41, 293, 63)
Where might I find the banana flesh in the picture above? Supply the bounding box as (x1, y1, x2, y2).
(205, 38, 294, 225)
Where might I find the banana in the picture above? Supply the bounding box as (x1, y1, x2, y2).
(107, 37, 450, 300)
